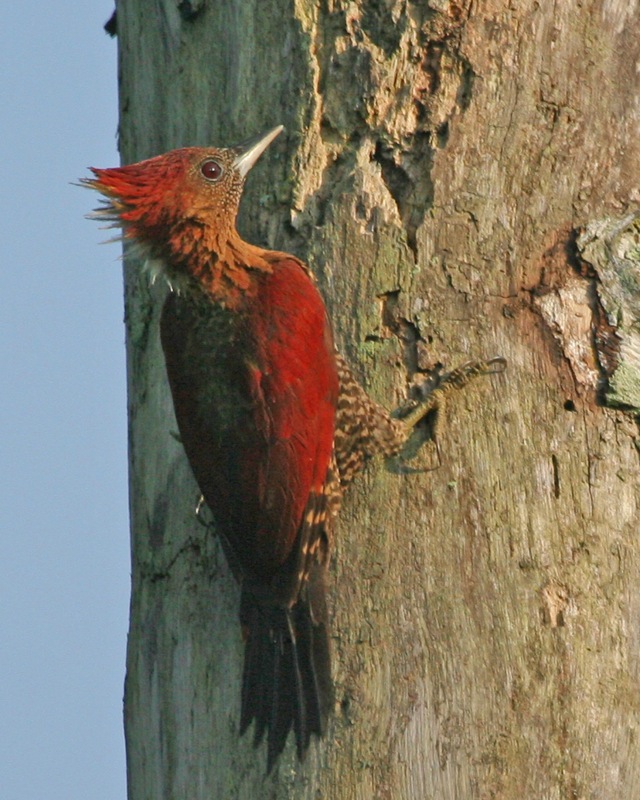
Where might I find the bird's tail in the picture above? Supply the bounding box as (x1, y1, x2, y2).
(239, 569, 332, 771)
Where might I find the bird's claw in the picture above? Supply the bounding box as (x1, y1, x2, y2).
(195, 494, 210, 526)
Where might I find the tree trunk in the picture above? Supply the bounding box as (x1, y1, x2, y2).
(116, 1, 640, 797)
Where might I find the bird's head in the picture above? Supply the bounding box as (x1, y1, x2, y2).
(83, 126, 283, 279)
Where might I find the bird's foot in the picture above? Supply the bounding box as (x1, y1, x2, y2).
(195, 494, 211, 527)
(399, 356, 507, 448)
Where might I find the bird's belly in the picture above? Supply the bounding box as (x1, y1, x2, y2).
(160, 292, 280, 579)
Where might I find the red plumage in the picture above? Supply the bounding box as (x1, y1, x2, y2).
(86, 128, 339, 768)
(160, 256, 337, 582)
(84, 126, 505, 770)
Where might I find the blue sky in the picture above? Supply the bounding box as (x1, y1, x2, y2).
(1, 5, 127, 799)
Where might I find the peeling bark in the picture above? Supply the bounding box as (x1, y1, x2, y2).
(117, 1, 640, 798)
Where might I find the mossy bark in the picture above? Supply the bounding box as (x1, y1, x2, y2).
(117, 1, 640, 797)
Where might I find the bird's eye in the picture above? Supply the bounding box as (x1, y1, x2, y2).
(200, 160, 223, 181)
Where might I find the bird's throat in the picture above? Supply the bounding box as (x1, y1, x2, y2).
(146, 235, 274, 309)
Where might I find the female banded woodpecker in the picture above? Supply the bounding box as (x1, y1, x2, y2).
(84, 126, 503, 771)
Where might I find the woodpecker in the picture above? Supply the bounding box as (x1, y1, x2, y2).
(84, 127, 504, 770)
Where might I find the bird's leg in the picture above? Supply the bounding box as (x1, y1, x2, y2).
(396, 356, 507, 462)
(399, 356, 506, 430)
(333, 354, 506, 485)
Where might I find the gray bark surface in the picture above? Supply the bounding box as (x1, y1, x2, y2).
(116, 1, 640, 797)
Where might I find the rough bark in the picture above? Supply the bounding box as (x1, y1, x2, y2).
(116, 1, 640, 798)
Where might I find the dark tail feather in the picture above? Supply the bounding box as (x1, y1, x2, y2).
(239, 579, 332, 771)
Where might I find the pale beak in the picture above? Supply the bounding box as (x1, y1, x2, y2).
(233, 125, 284, 178)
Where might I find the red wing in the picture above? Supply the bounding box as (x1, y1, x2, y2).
(160, 260, 338, 592)
(243, 260, 338, 580)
